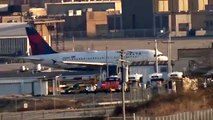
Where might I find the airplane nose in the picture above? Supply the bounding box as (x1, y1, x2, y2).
(158, 56, 168, 61)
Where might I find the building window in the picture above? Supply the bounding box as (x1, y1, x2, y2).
(158, 0, 169, 12)
(198, 0, 208, 11)
(205, 20, 213, 30)
(179, 0, 188, 12)
(179, 23, 189, 31)
(7, 20, 17, 23)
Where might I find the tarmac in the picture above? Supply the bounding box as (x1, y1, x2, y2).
(0, 62, 99, 78)
(53, 37, 213, 60)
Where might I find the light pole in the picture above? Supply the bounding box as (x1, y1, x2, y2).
(121, 50, 126, 120)
(151, 29, 174, 74)
(148, 39, 159, 73)
(119, 49, 127, 120)
(154, 40, 159, 73)
(161, 31, 174, 73)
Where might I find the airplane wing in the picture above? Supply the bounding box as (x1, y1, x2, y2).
(1, 56, 110, 69)
(62, 61, 107, 66)
(19, 57, 44, 61)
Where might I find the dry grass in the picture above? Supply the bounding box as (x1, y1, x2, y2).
(1, 83, 213, 117)
(113, 86, 213, 116)
(0, 97, 80, 112)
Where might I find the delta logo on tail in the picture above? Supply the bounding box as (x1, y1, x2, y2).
(25, 27, 57, 55)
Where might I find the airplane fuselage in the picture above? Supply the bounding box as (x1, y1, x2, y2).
(28, 49, 167, 69)
(25, 27, 168, 70)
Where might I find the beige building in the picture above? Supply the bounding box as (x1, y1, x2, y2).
(175, 47, 213, 75)
(86, 11, 108, 37)
(122, 0, 213, 37)
(1, 16, 23, 23)
(153, 0, 212, 36)
(154, 0, 209, 13)
(29, 8, 47, 17)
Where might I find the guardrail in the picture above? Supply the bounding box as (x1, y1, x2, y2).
(1, 107, 213, 120)
(0, 107, 115, 120)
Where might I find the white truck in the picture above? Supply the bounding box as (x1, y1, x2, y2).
(128, 73, 143, 88)
(148, 73, 164, 88)
(128, 73, 143, 82)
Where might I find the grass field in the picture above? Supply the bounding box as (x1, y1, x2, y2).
(113, 85, 213, 116)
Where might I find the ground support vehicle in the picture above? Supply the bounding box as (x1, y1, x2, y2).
(64, 82, 87, 94)
(85, 84, 97, 94)
(101, 76, 121, 93)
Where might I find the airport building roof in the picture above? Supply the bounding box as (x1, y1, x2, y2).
(0, 22, 28, 38)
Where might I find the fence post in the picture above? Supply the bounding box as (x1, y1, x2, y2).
(201, 110, 203, 120)
(196, 111, 199, 120)
(184, 112, 186, 120)
(203, 110, 206, 120)
(63, 111, 66, 117)
(172, 115, 175, 120)
(105, 115, 109, 120)
(206, 109, 209, 120)
(21, 112, 23, 120)
(191, 111, 193, 120)
(43, 111, 45, 119)
(133, 113, 136, 120)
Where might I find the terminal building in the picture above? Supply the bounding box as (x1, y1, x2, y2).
(0, 20, 64, 57)
(0, 23, 29, 56)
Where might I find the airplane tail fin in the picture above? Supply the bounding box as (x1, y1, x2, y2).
(25, 27, 57, 55)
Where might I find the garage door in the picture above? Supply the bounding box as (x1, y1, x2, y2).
(0, 83, 21, 96)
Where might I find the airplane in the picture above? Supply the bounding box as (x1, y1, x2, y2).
(22, 27, 168, 71)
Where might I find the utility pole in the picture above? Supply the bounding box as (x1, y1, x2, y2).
(72, 36, 75, 52)
(55, 23, 59, 51)
(119, 49, 126, 120)
(161, 32, 174, 73)
(167, 10, 173, 73)
(168, 33, 172, 73)
(106, 41, 109, 78)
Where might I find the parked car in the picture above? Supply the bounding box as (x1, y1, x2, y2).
(64, 82, 87, 94)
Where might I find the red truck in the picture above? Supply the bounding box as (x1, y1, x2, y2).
(101, 76, 121, 92)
